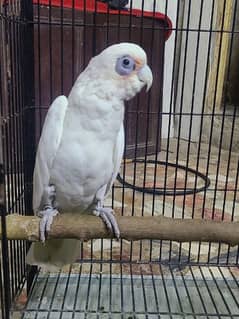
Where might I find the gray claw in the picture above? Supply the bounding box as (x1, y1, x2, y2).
(94, 207, 120, 239)
(38, 208, 59, 242)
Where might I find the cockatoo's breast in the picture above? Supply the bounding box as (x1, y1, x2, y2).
(50, 137, 114, 212)
(49, 96, 124, 212)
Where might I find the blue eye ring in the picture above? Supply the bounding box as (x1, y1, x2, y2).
(115, 55, 136, 76)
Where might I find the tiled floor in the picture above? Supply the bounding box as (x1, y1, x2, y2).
(77, 138, 239, 273)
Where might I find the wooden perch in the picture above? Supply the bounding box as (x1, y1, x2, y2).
(0, 213, 239, 246)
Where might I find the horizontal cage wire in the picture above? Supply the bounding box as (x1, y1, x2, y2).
(0, 0, 239, 318)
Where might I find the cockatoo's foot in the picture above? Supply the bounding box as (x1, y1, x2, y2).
(94, 184, 120, 239)
(38, 207, 59, 242)
(93, 206, 120, 239)
(38, 185, 59, 242)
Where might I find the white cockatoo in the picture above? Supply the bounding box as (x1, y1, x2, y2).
(26, 42, 153, 270)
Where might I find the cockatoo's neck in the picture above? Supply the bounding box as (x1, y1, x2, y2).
(65, 60, 142, 137)
(68, 78, 125, 114)
(66, 80, 125, 141)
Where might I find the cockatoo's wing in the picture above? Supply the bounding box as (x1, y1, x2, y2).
(105, 123, 125, 196)
(33, 95, 68, 212)
(27, 95, 80, 271)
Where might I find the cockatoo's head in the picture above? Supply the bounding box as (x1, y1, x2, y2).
(86, 43, 153, 101)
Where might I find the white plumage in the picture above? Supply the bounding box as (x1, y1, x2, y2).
(27, 42, 153, 270)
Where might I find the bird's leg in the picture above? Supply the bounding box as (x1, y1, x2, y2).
(38, 184, 59, 242)
(93, 184, 120, 239)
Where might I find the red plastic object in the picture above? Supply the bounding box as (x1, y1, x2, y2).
(33, 0, 172, 40)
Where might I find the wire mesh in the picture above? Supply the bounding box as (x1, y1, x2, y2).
(22, 264, 239, 318)
(0, 1, 32, 318)
(0, 0, 239, 318)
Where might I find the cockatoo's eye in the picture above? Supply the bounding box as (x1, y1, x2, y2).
(115, 55, 136, 75)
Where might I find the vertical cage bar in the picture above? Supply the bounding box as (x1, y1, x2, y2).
(205, 0, 227, 263)
(0, 165, 11, 319)
(0, 2, 12, 316)
(20, 0, 37, 291)
(21, 0, 35, 213)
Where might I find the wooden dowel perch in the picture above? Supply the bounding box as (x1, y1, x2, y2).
(0, 213, 239, 246)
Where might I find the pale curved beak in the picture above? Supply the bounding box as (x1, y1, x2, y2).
(138, 64, 153, 91)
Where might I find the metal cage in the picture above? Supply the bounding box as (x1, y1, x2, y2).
(0, 0, 239, 318)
